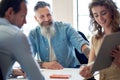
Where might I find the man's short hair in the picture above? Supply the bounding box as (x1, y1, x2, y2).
(34, 1, 50, 11)
(0, 0, 26, 17)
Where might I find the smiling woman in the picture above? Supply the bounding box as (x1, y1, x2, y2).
(79, 0, 120, 80)
(77, 0, 120, 39)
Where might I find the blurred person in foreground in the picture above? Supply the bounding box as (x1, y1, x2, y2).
(0, 0, 44, 80)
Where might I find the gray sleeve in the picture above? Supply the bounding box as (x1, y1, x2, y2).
(10, 32, 44, 80)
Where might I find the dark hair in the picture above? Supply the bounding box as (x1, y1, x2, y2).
(89, 0, 120, 39)
(34, 1, 50, 11)
(0, 0, 26, 17)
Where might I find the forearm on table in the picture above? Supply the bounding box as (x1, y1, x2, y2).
(37, 61, 48, 68)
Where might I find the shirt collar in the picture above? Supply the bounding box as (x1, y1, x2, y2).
(0, 18, 20, 30)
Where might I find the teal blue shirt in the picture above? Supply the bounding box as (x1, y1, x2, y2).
(28, 21, 88, 68)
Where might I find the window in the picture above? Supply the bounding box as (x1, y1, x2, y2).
(77, 0, 91, 38)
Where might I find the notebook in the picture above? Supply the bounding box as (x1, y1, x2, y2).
(91, 32, 120, 73)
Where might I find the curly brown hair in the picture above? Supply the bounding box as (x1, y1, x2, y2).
(89, 0, 120, 39)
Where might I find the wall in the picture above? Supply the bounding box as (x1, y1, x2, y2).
(52, 0, 77, 29)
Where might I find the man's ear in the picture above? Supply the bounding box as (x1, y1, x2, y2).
(5, 7, 14, 18)
(34, 15, 39, 22)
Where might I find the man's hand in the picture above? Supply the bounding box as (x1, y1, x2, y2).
(41, 61, 63, 70)
(12, 69, 26, 77)
(82, 44, 90, 58)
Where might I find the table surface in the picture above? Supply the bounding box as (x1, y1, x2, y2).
(8, 68, 85, 80)
(8, 68, 99, 80)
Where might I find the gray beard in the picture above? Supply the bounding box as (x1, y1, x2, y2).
(40, 25, 56, 38)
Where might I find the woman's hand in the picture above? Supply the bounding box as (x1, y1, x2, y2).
(111, 45, 120, 68)
(79, 64, 93, 79)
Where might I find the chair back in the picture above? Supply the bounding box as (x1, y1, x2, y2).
(75, 31, 88, 64)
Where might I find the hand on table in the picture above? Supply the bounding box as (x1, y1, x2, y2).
(79, 65, 93, 79)
(12, 68, 26, 77)
(42, 61, 63, 70)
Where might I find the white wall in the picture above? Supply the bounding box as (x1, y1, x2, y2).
(52, 0, 76, 29)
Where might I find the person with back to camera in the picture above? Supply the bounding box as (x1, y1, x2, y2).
(0, 0, 44, 80)
(80, 0, 120, 80)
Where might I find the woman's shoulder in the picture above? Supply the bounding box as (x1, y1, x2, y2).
(91, 34, 102, 46)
